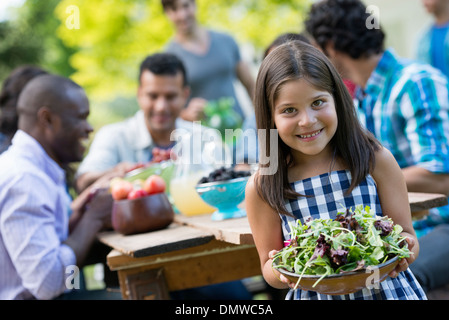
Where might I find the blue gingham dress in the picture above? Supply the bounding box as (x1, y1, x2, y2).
(280, 170, 427, 300)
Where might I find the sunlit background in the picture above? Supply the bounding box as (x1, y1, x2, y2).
(0, 0, 432, 132)
(0, 0, 437, 294)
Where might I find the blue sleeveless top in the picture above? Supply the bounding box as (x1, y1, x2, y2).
(280, 170, 426, 300)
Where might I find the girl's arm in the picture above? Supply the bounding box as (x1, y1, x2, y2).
(245, 175, 289, 289)
(371, 147, 419, 277)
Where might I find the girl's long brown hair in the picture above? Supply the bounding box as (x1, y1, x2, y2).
(254, 41, 381, 216)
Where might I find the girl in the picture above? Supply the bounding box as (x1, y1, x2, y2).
(245, 41, 426, 300)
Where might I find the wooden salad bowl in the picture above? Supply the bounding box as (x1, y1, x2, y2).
(111, 193, 174, 235)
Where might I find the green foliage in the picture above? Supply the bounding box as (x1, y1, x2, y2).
(197, 0, 310, 51)
(0, 0, 75, 84)
(0, 21, 41, 82)
(273, 205, 411, 288)
(55, 0, 173, 100)
(1, 0, 310, 132)
(88, 96, 139, 130)
(55, 0, 311, 101)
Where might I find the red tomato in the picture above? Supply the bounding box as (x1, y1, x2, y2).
(111, 180, 134, 200)
(127, 188, 149, 200)
(143, 175, 166, 194)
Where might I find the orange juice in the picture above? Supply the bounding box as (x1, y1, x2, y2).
(170, 171, 216, 216)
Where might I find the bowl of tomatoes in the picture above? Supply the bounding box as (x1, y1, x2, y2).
(110, 174, 174, 235)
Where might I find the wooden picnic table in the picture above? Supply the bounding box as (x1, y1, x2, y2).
(97, 191, 447, 300)
(408, 192, 448, 219)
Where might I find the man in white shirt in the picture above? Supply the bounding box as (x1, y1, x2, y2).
(76, 53, 195, 192)
(0, 74, 114, 299)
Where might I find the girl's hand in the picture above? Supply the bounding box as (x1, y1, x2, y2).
(268, 249, 279, 259)
(388, 235, 415, 278)
(279, 274, 300, 290)
(268, 250, 304, 290)
(269, 250, 291, 287)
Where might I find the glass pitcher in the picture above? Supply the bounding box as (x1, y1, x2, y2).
(169, 130, 231, 216)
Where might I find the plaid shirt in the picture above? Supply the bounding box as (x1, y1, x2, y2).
(355, 49, 449, 236)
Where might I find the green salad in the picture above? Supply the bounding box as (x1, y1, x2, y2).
(272, 205, 411, 288)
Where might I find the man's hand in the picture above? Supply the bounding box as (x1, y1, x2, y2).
(76, 161, 142, 193)
(180, 97, 207, 121)
(64, 188, 113, 267)
(83, 188, 113, 230)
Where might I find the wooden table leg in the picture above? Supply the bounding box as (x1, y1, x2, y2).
(108, 240, 262, 300)
(412, 210, 429, 220)
(123, 268, 170, 300)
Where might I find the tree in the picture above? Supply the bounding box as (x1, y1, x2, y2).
(0, 0, 75, 84)
(0, 21, 42, 82)
(55, 0, 311, 101)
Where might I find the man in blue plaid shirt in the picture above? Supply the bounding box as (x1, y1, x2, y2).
(306, 0, 449, 294)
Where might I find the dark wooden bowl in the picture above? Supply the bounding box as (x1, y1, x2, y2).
(111, 193, 174, 235)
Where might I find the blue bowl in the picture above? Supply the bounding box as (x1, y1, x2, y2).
(195, 176, 250, 220)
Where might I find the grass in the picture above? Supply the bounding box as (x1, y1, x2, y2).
(83, 263, 106, 291)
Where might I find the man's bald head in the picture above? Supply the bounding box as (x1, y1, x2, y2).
(17, 74, 86, 127)
(15, 74, 92, 166)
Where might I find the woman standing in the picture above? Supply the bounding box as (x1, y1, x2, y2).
(161, 0, 255, 124)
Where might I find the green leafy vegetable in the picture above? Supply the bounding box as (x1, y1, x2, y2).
(273, 205, 411, 289)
